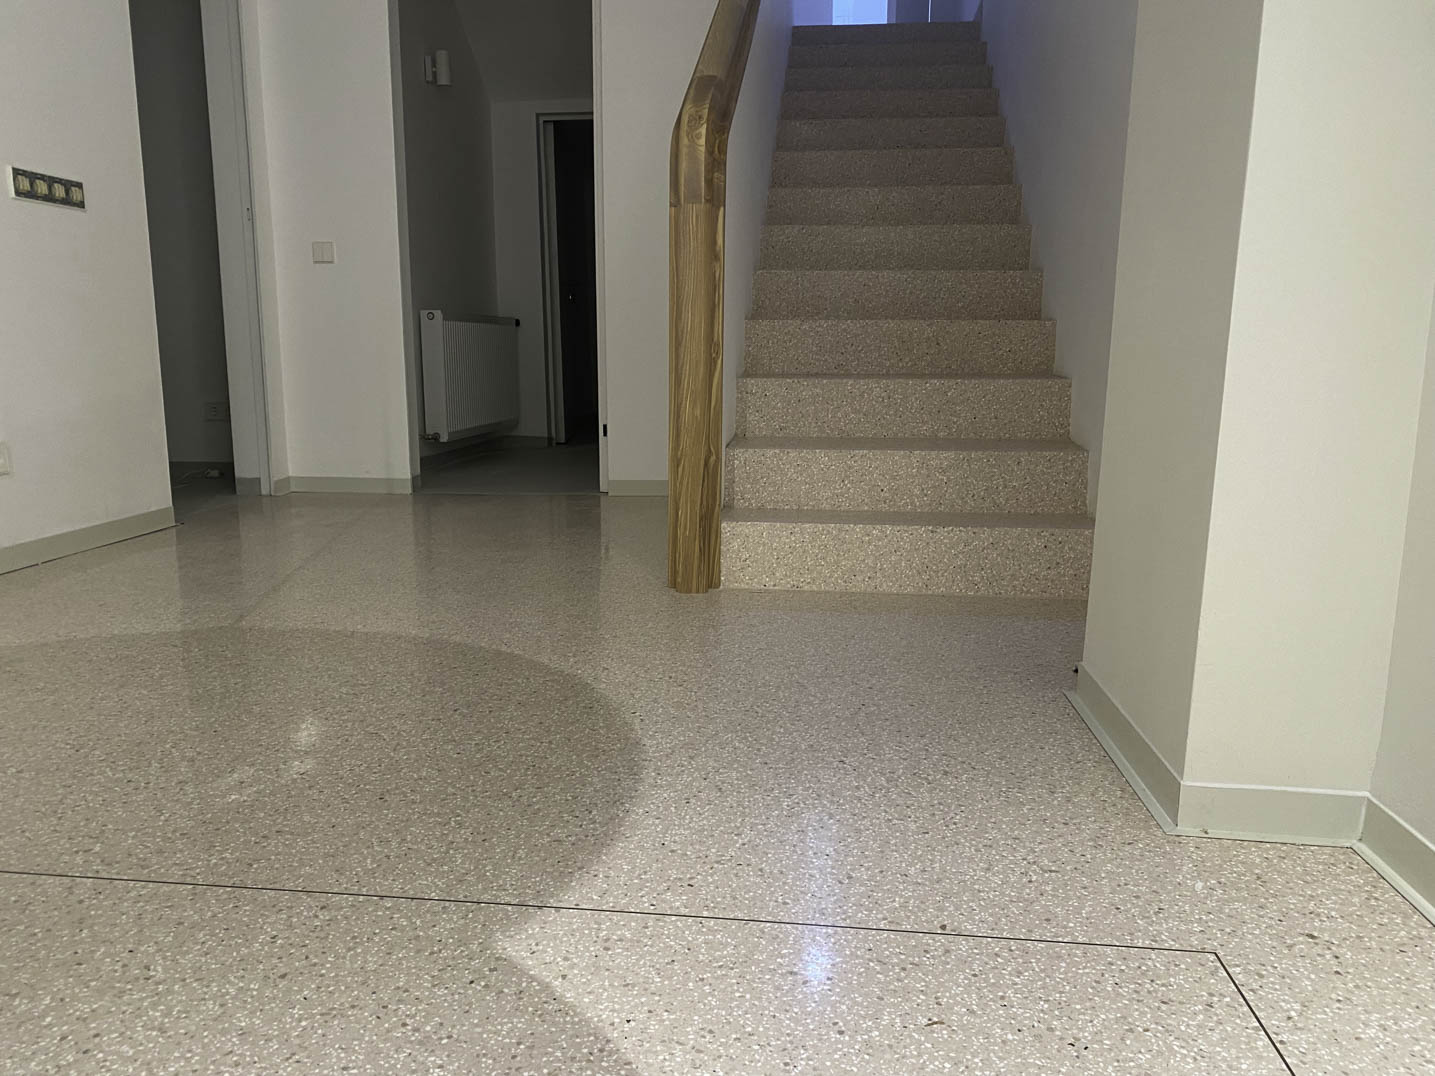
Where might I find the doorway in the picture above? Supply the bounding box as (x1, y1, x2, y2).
(129, 0, 270, 517)
(541, 116, 600, 449)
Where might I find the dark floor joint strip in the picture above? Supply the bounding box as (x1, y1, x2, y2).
(1, 865, 1297, 1071)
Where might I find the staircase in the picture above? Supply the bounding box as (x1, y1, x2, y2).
(720, 20, 1092, 598)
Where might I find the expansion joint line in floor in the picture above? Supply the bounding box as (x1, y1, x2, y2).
(0, 866, 1295, 1073)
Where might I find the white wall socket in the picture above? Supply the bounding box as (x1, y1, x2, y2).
(0, 441, 12, 477)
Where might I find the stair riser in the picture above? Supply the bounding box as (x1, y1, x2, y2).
(783, 89, 998, 120)
(721, 520, 1092, 598)
(725, 448, 1088, 514)
(786, 65, 993, 91)
(772, 148, 1011, 188)
(792, 23, 981, 45)
(736, 378, 1070, 439)
(788, 42, 987, 67)
(750, 271, 1043, 320)
(760, 224, 1030, 271)
(777, 117, 1007, 151)
(766, 185, 1021, 225)
(743, 320, 1055, 377)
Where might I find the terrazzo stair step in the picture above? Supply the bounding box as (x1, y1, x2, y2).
(735, 375, 1070, 439)
(743, 319, 1055, 377)
(788, 41, 987, 68)
(759, 224, 1031, 271)
(766, 184, 1022, 225)
(783, 88, 998, 120)
(791, 22, 981, 45)
(750, 270, 1043, 320)
(720, 508, 1093, 597)
(777, 116, 1008, 151)
(772, 147, 1012, 187)
(724, 437, 1088, 514)
(785, 63, 993, 92)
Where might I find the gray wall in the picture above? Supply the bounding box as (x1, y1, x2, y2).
(395, 0, 499, 323)
(130, 0, 233, 465)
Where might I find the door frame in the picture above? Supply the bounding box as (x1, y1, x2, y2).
(199, 0, 272, 494)
(536, 111, 596, 448)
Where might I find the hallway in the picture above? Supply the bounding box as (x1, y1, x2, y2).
(1, 494, 1430, 1073)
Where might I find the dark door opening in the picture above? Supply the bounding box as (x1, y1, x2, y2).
(548, 118, 599, 446)
(129, 0, 236, 518)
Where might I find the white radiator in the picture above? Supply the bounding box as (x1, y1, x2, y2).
(419, 310, 520, 442)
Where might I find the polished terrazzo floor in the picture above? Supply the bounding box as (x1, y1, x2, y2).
(1, 493, 1430, 1074)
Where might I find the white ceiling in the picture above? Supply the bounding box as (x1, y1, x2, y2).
(453, 0, 594, 103)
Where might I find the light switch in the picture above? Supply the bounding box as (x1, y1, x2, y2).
(0, 441, 13, 477)
(312, 241, 336, 264)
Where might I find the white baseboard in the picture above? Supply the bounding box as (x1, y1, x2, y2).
(1358, 798, 1435, 928)
(1068, 666, 1180, 827)
(234, 476, 262, 496)
(0, 507, 176, 575)
(607, 479, 667, 496)
(1069, 664, 1367, 846)
(273, 476, 415, 495)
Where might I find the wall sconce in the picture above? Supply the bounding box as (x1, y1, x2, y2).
(423, 49, 452, 86)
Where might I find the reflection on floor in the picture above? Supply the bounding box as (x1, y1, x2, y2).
(169, 473, 235, 522)
(0, 492, 1431, 1073)
(420, 440, 599, 494)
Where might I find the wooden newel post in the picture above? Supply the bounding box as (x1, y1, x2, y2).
(668, 0, 760, 594)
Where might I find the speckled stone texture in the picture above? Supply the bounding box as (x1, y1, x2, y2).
(777, 115, 1009, 150)
(760, 223, 1032, 270)
(736, 375, 1071, 438)
(788, 41, 988, 67)
(0, 493, 1432, 1073)
(743, 318, 1055, 376)
(729, 19, 1091, 598)
(772, 146, 1013, 187)
(785, 62, 994, 91)
(722, 509, 1094, 597)
(751, 268, 1043, 319)
(766, 182, 1022, 225)
(726, 437, 1089, 513)
(783, 87, 999, 119)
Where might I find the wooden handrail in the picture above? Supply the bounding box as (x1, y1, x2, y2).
(668, 0, 762, 594)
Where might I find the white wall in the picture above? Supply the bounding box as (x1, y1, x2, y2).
(240, 0, 414, 485)
(1370, 288, 1435, 840)
(0, 0, 172, 557)
(1185, 0, 1435, 794)
(722, 0, 795, 444)
(980, 0, 1137, 508)
(492, 98, 594, 439)
(130, 0, 234, 466)
(1078, 0, 1264, 773)
(455, 0, 593, 102)
(593, 0, 718, 487)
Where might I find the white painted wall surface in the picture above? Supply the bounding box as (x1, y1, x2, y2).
(979, 0, 1137, 508)
(0, 0, 172, 551)
(492, 98, 595, 439)
(1079, 0, 1264, 773)
(1370, 289, 1435, 841)
(1185, 0, 1435, 793)
(240, 0, 413, 484)
(593, 0, 717, 486)
(130, 0, 234, 465)
(722, 0, 794, 444)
